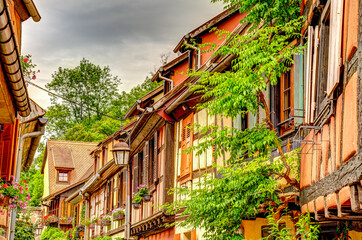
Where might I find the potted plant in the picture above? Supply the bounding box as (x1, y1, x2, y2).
(101, 215, 111, 226)
(89, 216, 98, 228)
(60, 216, 73, 225)
(112, 208, 125, 221)
(132, 194, 142, 209)
(0, 179, 31, 213)
(43, 214, 58, 225)
(137, 184, 152, 202)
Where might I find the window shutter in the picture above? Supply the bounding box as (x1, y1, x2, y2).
(133, 154, 139, 193)
(316, 24, 330, 115)
(118, 173, 122, 207)
(180, 113, 194, 182)
(327, 0, 344, 96)
(310, 25, 319, 123)
(143, 142, 149, 186)
(153, 132, 158, 183)
(305, 26, 314, 124)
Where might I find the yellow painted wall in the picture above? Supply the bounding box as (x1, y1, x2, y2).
(242, 217, 295, 240)
(349, 230, 362, 240)
(42, 157, 50, 198)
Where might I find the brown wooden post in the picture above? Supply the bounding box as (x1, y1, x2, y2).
(163, 121, 175, 204)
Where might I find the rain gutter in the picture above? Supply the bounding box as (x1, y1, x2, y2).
(0, 0, 31, 116)
(22, 0, 41, 22)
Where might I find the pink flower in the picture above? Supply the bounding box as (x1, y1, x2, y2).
(23, 210, 26, 214)
(7, 213, 10, 217)
(32, 75, 36, 80)
(9, 204, 13, 208)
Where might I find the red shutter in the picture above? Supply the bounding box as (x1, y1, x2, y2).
(180, 113, 193, 183)
(0, 124, 15, 181)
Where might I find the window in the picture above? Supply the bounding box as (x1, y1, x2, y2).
(180, 113, 193, 184)
(132, 152, 143, 194)
(58, 171, 69, 183)
(280, 67, 294, 135)
(305, 1, 342, 124)
(101, 146, 108, 166)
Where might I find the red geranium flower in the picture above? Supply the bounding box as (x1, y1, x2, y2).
(3, 184, 8, 189)
(23, 180, 27, 184)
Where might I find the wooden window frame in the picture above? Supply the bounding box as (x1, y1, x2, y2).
(280, 66, 295, 135)
(57, 170, 70, 183)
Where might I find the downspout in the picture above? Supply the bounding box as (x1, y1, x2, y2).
(9, 117, 47, 240)
(0, 0, 31, 116)
(184, 41, 201, 70)
(159, 73, 174, 89)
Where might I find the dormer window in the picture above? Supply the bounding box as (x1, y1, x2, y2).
(57, 170, 70, 183)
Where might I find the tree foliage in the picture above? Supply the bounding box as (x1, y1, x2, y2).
(20, 143, 44, 207)
(15, 212, 36, 240)
(164, 0, 318, 239)
(45, 59, 160, 142)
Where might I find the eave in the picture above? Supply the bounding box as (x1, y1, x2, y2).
(0, 0, 31, 117)
(173, 8, 238, 53)
(124, 86, 163, 119)
(90, 119, 137, 156)
(130, 211, 174, 237)
(14, 0, 41, 22)
(165, 22, 248, 115)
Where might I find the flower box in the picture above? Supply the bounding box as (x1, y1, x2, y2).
(113, 213, 125, 221)
(102, 220, 111, 226)
(96, 219, 102, 225)
(59, 217, 73, 225)
(88, 223, 95, 229)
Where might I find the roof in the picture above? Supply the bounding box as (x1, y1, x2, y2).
(150, 52, 190, 83)
(51, 144, 75, 169)
(173, 8, 238, 53)
(41, 140, 97, 199)
(124, 86, 163, 119)
(90, 118, 137, 155)
(14, 0, 41, 22)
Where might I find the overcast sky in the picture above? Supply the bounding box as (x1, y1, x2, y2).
(23, 0, 223, 109)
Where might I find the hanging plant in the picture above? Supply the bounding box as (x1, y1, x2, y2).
(0, 178, 31, 215)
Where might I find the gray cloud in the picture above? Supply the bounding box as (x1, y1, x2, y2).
(23, 0, 223, 108)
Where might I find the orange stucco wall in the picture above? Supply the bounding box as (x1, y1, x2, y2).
(200, 12, 246, 66)
(171, 60, 189, 87)
(342, 0, 359, 62)
(301, 73, 358, 214)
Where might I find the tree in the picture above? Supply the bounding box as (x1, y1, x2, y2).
(164, 0, 319, 239)
(45, 59, 160, 142)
